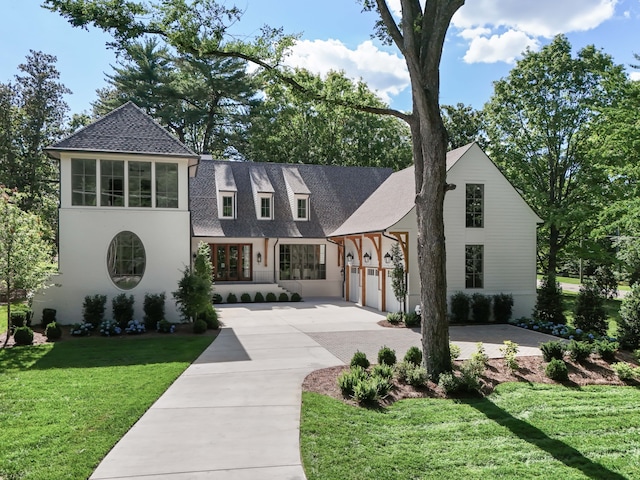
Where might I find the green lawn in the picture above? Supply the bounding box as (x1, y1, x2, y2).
(537, 274, 631, 292)
(301, 383, 640, 480)
(0, 335, 213, 480)
(0, 304, 7, 333)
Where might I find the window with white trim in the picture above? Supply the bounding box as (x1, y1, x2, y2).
(295, 196, 309, 221)
(466, 184, 484, 228)
(465, 244, 484, 288)
(156, 162, 178, 208)
(259, 194, 273, 220)
(220, 193, 236, 219)
(71, 158, 97, 206)
(100, 160, 125, 207)
(128, 161, 152, 207)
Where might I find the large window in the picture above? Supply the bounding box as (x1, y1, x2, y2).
(128, 161, 152, 207)
(465, 184, 484, 228)
(107, 231, 146, 289)
(280, 244, 326, 280)
(465, 245, 484, 289)
(100, 160, 125, 207)
(156, 162, 179, 208)
(71, 159, 97, 206)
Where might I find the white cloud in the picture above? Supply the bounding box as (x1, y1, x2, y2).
(464, 30, 540, 64)
(630, 71, 640, 81)
(284, 39, 410, 104)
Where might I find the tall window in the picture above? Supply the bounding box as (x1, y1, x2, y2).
(128, 161, 152, 207)
(296, 197, 308, 220)
(107, 231, 146, 289)
(465, 245, 484, 288)
(280, 244, 326, 280)
(100, 160, 125, 207)
(260, 196, 272, 219)
(466, 184, 484, 228)
(71, 159, 96, 206)
(156, 162, 178, 208)
(221, 194, 235, 218)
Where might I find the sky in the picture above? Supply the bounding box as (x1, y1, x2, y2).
(1, 0, 639, 117)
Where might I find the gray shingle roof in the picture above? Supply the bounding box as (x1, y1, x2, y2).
(46, 101, 198, 159)
(191, 161, 393, 238)
(329, 143, 474, 236)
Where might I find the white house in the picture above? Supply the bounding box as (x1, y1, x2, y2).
(34, 103, 540, 323)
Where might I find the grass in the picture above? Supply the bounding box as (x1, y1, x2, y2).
(537, 274, 631, 292)
(0, 335, 213, 480)
(0, 304, 7, 333)
(301, 383, 640, 480)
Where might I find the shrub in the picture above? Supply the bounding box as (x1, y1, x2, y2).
(45, 322, 62, 341)
(41, 308, 57, 327)
(173, 266, 211, 321)
(567, 340, 592, 362)
(611, 362, 640, 381)
(594, 264, 618, 300)
(193, 319, 207, 334)
(470, 342, 489, 370)
(240, 293, 252, 303)
(386, 312, 401, 325)
(450, 292, 470, 323)
(438, 372, 460, 394)
(573, 280, 607, 336)
(124, 320, 146, 335)
(618, 285, 640, 349)
(545, 358, 569, 381)
(533, 276, 566, 324)
(540, 341, 566, 362)
(405, 365, 428, 387)
(353, 378, 379, 404)
(99, 319, 122, 336)
(112, 293, 135, 329)
(278, 292, 289, 302)
(337, 366, 368, 396)
(70, 323, 92, 336)
(371, 375, 393, 397)
(291, 292, 302, 302)
(449, 343, 461, 362)
(404, 311, 420, 328)
(266, 292, 277, 302)
(83, 294, 107, 327)
(371, 363, 394, 379)
(403, 346, 422, 366)
(377, 346, 397, 366)
(471, 293, 491, 323)
(492, 293, 514, 323)
(594, 339, 619, 361)
(459, 360, 482, 392)
(198, 304, 219, 329)
(9, 310, 27, 330)
(350, 350, 370, 369)
(635, 349, 640, 362)
(500, 341, 519, 372)
(212, 293, 223, 304)
(226, 293, 238, 304)
(157, 319, 176, 334)
(13, 326, 34, 346)
(254, 292, 265, 303)
(143, 293, 166, 330)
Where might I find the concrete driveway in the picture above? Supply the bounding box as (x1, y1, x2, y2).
(90, 298, 556, 480)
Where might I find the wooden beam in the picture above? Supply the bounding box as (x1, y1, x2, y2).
(264, 237, 269, 267)
(388, 231, 409, 271)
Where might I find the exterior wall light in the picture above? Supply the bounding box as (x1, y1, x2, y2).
(257, 252, 262, 264)
(346, 252, 354, 263)
(363, 252, 371, 264)
(384, 252, 393, 264)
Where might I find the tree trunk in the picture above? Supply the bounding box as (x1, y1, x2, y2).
(547, 224, 560, 281)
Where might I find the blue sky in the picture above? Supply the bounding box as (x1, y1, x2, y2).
(1, 0, 639, 116)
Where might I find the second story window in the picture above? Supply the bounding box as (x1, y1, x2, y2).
(466, 184, 484, 228)
(100, 160, 124, 207)
(221, 194, 235, 219)
(296, 196, 308, 221)
(128, 161, 152, 208)
(71, 158, 97, 206)
(156, 162, 178, 208)
(260, 196, 272, 219)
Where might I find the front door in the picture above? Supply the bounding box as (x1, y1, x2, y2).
(212, 244, 252, 281)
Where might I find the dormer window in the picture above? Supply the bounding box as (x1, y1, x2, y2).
(296, 196, 309, 221)
(221, 193, 236, 219)
(214, 163, 238, 220)
(283, 168, 311, 222)
(260, 195, 273, 220)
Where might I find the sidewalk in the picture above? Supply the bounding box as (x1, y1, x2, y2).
(90, 299, 553, 479)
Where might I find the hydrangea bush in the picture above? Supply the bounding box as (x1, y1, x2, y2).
(509, 317, 613, 343)
(70, 322, 93, 336)
(99, 319, 122, 336)
(125, 319, 146, 335)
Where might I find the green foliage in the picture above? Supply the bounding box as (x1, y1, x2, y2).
(173, 267, 211, 322)
(500, 341, 519, 372)
(574, 280, 607, 336)
(112, 293, 134, 329)
(337, 366, 368, 397)
(545, 359, 569, 381)
(156, 319, 176, 334)
(437, 372, 459, 394)
(45, 321, 62, 340)
(370, 375, 393, 398)
(386, 312, 401, 325)
(441, 103, 486, 150)
(226, 292, 237, 303)
(13, 326, 34, 346)
(618, 284, 640, 349)
(278, 292, 289, 302)
(404, 311, 420, 328)
(471, 293, 491, 323)
(352, 378, 380, 404)
(470, 343, 489, 370)
(212, 293, 223, 304)
(265, 292, 277, 302)
(403, 346, 422, 366)
(390, 243, 407, 314)
(240, 293, 252, 303)
(143, 292, 165, 330)
(450, 292, 470, 323)
(449, 343, 461, 362)
(9, 310, 27, 330)
(567, 340, 593, 362)
(99, 319, 121, 336)
(291, 292, 302, 302)
(192, 318, 207, 334)
(540, 341, 566, 362)
(371, 363, 394, 380)
(41, 308, 56, 327)
(611, 362, 640, 381)
(198, 304, 218, 330)
(594, 265, 618, 299)
(594, 339, 619, 361)
(83, 294, 107, 328)
(534, 277, 566, 324)
(492, 293, 513, 323)
(193, 242, 213, 290)
(254, 292, 265, 303)
(458, 360, 482, 392)
(350, 350, 370, 369)
(394, 361, 427, 387)
(377, 346, 397, 366)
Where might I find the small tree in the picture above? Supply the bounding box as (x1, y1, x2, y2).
(533, 276, 566, 325)
(172, 242, 214, 323)
(390, 242, 407, 317)
(619, 285, 640, 349)
(574, 280, 607, 336)
(1, 188, 55, 346)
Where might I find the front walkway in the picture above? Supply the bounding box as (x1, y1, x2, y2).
(90, 299, 557, 480)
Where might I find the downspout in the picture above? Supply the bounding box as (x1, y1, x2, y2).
(382, 231, 407, 316)
(326, 237, 345, 297)
(273, 238, 279, 283)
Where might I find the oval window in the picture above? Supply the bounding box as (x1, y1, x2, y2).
(106, 231, 145, 289)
